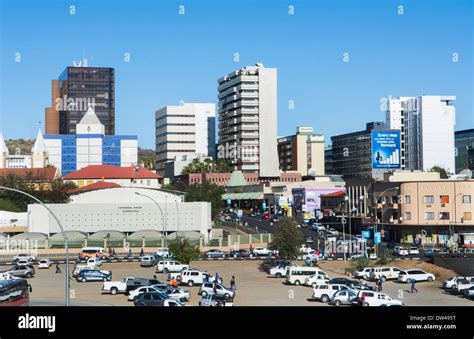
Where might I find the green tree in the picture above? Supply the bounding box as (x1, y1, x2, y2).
(167, 237, 201, 264)
(429, 166, 449, 179)
(269, 218, 305, 260)
(376, 248, 395, 265)
(185, 181, 224, 218)
(181, 158, 231, 174)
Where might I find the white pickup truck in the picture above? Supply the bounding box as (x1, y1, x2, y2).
(102, 277, 137, 295)
(269, 265, 294, 278)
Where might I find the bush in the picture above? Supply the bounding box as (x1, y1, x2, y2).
(347, 257, 370, 275)
(168, 237, 201, 264)
(377, 248, 395, 265)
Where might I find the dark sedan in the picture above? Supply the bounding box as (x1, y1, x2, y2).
(204, 250, 228, 258)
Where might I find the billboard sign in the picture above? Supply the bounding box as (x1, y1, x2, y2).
(371, 131, 401, 169)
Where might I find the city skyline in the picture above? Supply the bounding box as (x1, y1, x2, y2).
(0, 0, 472, 149)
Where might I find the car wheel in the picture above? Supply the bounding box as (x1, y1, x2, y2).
(381, 276, 387, 282)
(275, 273, 282, 279)
(321, 295, 329, 303)
(201, 291, 208, 297)
(312, 282, 317, 288)
(427, 276, 433, 282)
(452, 285, 457, 290)
(26, 273, 32, 278)
(81, 277, 86, 282)
(207, 255, 212, 258)
(187, 280, 194, 287)
(335, 300, 341, 306)
(222, 254, 225, 258)
(224, 293, 230, 299)
(294, 280, 300, 286)
(164, 268, 169, 274)
(363, 302, 369, 307)
(111, 287, 118, 295)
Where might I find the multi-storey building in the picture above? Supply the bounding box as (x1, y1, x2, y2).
(277, 127, 325, 176)
(217, 63, 279, 177)
(386, 96, 456, 173)
(155, 103, 216, 176)
(45, 66, 115, 135)
(330, 122, 385, 179)
(455, 129, 474, 173)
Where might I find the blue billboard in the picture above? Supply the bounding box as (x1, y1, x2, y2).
(371, 131, 401, 169)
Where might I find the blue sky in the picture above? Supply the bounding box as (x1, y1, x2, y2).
(0, 0, 472, 149)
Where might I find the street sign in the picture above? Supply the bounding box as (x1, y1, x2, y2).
(374, 232, 381, 244)
(262, 202, 267, 209)
(226, 198, 231, 205)
(341, 217, 347, 225)
(362, 231, 370, 239)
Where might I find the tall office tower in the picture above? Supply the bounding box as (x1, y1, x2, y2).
(386, 96, 456, 173)
(155, 103, 216, 176)
(45, 66, 115, 135)
(217, 63, 280, 177)
(455, 129, 474, 173)
(277, 127, 325, 176)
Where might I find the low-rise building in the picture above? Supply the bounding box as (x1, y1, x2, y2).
(63, 164, 162, 189)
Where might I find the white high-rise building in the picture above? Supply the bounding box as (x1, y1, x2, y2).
(217, 63, 280, 177)
(155, 103, 216, 176)
(386, 96, 456, 173)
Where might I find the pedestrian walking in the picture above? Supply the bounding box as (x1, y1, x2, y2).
(230, 276, 236, 290)
(55, 264, 61, 273)
(140, 248, 144, 257)
(411, 279, 418, 293)
(77, 253, 81, 263)
(378, 277, 383, 292)
(128, 248, 132, 257)
(214, 272, 219, 283)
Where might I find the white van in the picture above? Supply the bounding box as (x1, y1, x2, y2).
(177, 269, 209, 286)
(355, 267, 401, 281)
(286, 267, 321, 286)
(304, 270, 331, 287)
(80, 247, 109, 260)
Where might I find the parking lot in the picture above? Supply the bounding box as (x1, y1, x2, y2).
(26, 259, 474, 306)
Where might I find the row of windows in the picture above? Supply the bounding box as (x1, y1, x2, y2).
(156, 132, 195, 138)
(156, 123, 195, 130)
(405, 195, 472, 204)
(404, 211, 472, 221)
(155, 114, 195, 122)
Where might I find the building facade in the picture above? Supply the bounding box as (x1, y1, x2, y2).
(45, 66, 115, 135)
(386, 96, 456, 173)
(330, 122, 385, 179)
(277, 126, 325, 176)
(155, 103, 216, 176)
(44, 106, 137, 175)
(0, 131, 48, 169)
(455, 129, 474, 173)
(217, 63, 279, 177)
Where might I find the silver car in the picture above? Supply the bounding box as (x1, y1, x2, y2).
(3, 265, 35, 278)
(198, 282, 235, 299)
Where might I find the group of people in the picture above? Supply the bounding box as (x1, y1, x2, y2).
(203, 272, 237, 291)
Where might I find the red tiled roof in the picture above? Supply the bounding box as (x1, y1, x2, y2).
(63, 165, 162, 180)
(320, 191, 346, 198)
(0, 167, 58, 181)
(68, 181, 121, 194)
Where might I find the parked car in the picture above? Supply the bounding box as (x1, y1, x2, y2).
(73, 265, 101, 277)
(463, 286, 474, 299)
(327, 278, 354, 285)
(304, 271, 331, 288)
(3, 265, 35, 278)
(103, 277, 140, 295)
(76, 269, 111, 282)
(393, 247, 409, 256)
(13, 254, 36, 263)
(269, 265, 293, 278)
(125, 277, 166, 293)
(398, 269, 435, 283)
(140, 255, 157, 267)
(134, 292, 183, 307)
(312, 284, 350, 303)
(310, 223, 325, 232)
(198, 282, 235, 299)
(456, 277, 474, 293)
(204, 250, 228, 259)
(230, 249, 254, 258)
(252, 247, 272, 256)
(199, 294, 233, 307)
(156, 260, 189, 273)
(331, 289, 359, 306)
(358, 291, 404, 306)
(16, 259, 31, 266)
(128, 285, 170, 301)
(443, 276, 474, 290)
(79, 247, 109, 260)
(86, 257, 103, 267)
(155, 285, 191, 301)
(176, 269, 209, 287)
(345, 280, 376, 291)
(354, 267, 401, 281)
(38, 259, 52, 269)
(408, 247, 420, 255)
(424, 248, 442, 257)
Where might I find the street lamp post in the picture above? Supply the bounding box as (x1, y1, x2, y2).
(0, 186, 70, 306)
(135, 192, 167, 249)
(374, 187, 399, 257)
